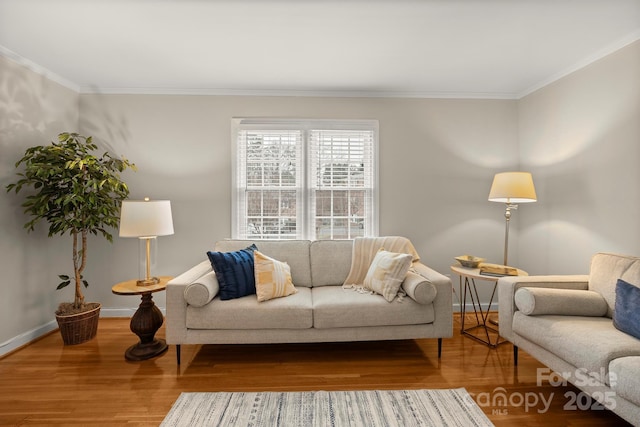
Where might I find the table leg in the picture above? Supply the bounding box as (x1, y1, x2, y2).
(459, 275, 465, 332)
(125, 292, 168, 361)
(461, 279, 506, 348)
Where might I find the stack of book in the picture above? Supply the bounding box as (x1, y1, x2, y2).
(479, 263, 518, 277)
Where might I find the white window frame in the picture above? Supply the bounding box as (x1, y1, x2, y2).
(231, 118, 379, 240)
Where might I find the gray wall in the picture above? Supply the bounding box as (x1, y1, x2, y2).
(1, 40, 639, 355)
(518, 40, 640, 274)
(77, 95, 518, 316)
(0, 55, 79, 352)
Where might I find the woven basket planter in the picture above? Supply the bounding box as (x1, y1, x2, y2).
(56, 303, 101, 345)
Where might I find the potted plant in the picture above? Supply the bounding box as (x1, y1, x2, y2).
(6, 132, 135, 345)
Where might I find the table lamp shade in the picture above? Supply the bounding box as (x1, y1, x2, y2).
(488, 172, 537, 204)
(119, 200, 174, 238)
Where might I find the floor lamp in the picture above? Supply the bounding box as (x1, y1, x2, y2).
(119, 198, 174, 286)
(488, 172, 537, 266)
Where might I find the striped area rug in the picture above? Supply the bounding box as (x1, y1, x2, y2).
(161, 388, 494, 426)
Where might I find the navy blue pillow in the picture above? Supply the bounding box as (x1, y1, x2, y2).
(613, 278, 640, 340)
(207, 244, 258, 300)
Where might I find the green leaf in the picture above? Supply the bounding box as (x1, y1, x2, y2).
(82, 280, 89, 288)
(6, 131, 136, 299)
(58, 274, 70, 280)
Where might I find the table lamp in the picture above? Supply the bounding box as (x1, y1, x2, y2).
(119, 198, 174, 286)
(488, 172, 536, 266)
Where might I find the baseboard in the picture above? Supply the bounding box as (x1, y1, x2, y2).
(100, 307, 166, 317)
(0, 307, 167, 358)
(453, 302, 495, 313)
(0, 320, 58, 358)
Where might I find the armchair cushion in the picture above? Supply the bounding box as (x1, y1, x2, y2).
(514, 287, 607, 317)
(613, 279, 640, 340)
(183, 271, 219, 307)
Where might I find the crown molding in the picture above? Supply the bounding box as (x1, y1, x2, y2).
(78, 86, 519, 100)
(3, 34, 638, 101)
(0, 44, 80, 92)
(518, 29, 640, 99)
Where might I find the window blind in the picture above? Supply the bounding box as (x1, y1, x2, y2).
(309, 129, 375, 240)
(232, 119, 378, 240)
(237, 129, 303, 239)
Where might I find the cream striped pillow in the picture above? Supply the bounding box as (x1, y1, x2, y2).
(363, 248, 413, 302)
(254, 250, 298, 302)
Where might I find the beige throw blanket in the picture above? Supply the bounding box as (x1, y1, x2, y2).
(343, 236, 420, 287)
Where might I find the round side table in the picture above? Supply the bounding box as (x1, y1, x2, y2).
(112, 276, 172, 361)
(450, 265, 527, 348)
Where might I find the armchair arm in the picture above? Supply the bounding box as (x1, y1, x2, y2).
(498, 274, 589, 340)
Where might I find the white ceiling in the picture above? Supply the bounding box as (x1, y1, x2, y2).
(1, 0, 639, 99)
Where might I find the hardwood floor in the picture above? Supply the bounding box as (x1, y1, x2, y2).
(0, 314, 631, 426)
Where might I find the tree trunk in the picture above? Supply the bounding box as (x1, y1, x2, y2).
(72, 230, 87, 309)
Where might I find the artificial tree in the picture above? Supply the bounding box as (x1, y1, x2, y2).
(6, 132, 135, 318)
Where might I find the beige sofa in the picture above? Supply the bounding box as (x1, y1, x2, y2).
(166, 238, 453, 365)
(498, 252, 640, 426)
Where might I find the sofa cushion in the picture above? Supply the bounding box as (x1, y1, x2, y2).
(402, 270, 437, 305)
(363, 249, 413, 302)
(309, 240, 353, 286)
(207, 244, 257, 300)
(513, 313, 640, 384)
(186, 287, 313, 330)
(184, 271, 219, 307)
(312, 286, 434, 329)
(613, 279, 640, 340)
(514, 288, 607, 316)
(589, 252, 640, 317)
(609, 356, 640, 406)
(216, 240, 312, 287)
(254, 250, 297, 302)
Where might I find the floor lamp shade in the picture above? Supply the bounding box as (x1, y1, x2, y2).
(488, 172, 537, 266)
(488, 172, 537, 204)
(119, 199, 174, 285)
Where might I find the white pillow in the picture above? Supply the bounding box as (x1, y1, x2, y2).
(183, 271, 219, 307)
(363, 249, 413, 302)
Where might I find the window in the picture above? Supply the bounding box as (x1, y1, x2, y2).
(232, 119, 378, 240)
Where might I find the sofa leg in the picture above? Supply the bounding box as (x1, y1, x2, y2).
(438, 338, 442, 358)
(176, 345, 181, 365)
(513, 345, 518, 366)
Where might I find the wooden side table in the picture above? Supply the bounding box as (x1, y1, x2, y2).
(112, 276, 172, 361)
(450, 265, 527, 348)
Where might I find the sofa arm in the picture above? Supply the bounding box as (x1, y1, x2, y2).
(166, 260, 212, 344)
(498, 274, 589, 341)
(411, 262, 453, 338)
